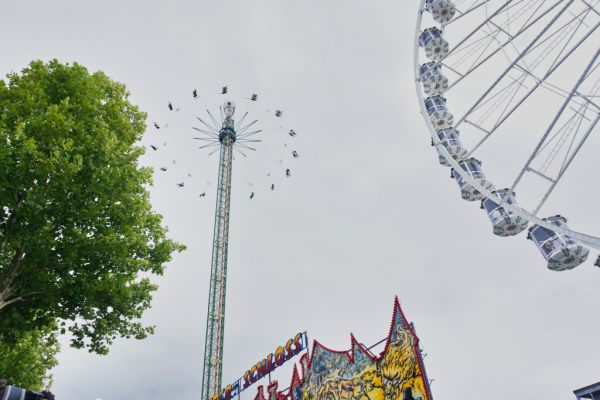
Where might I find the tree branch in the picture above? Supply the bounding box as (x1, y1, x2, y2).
(0, 295, 24, 311)
(0, 246, 26, 299)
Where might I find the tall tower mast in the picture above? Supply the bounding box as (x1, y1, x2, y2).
(201, 101, 237, 400)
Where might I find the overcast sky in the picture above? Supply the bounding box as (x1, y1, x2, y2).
(1, 1, 599, 400)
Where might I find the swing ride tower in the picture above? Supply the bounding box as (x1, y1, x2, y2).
(201, 101, 237, 400)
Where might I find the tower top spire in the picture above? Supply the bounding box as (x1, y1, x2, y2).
(220, 101, 236, 142)
(223, 101, 236, 119)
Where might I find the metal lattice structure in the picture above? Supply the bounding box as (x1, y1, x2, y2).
(201, 102, 237, 400)
(151, 92, 298, 398)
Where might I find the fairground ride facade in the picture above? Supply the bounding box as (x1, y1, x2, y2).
(215, 298, 433, 400)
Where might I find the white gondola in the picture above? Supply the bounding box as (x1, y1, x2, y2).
(451, 158, 494, 201)
(419, 62, 448, 96)
(481, 189, 528, 236)
(425, 0, 456, 23)
(527, 216, 589, 271)
(419, 27, 449, 61)
(424, 96, 453, 130)
(433, 128, 467, 166)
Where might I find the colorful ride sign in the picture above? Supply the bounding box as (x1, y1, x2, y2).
(253, 298, 432, 400)
(211, 332, 308, 400)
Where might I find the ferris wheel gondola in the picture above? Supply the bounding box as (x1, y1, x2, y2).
(481, 189, 529, 237)
(433, 127, 467, 165)
(419, 62, 449, 96)
(424, 95, 454, 129)
(415, 0, 600, 270)
(528, 216, 590, 271)
(451, 158, 494, 201)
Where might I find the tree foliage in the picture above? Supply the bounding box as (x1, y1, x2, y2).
(0, 324, 59, 391)
(0, 60, 184, 354)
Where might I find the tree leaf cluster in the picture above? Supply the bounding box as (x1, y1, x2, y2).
(0, 325, 59, 391)
(0, 60, 184, 355)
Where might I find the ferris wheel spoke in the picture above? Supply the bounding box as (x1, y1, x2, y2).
(488, 74, 528, 126)
(446, 29, 502, 60)
(464, 119, 493, 134)
(460, 73, 527, 133)
(448, 22, 509, 70)
(546, 9, 591, 73)
(493, 1, 589, 74)
(444, 0, 515, 57)
(467, 80, 529, 156)
(454, 0, 577, 130)
(448, 0, 503, 26)
(536, 103, 591, 157)
(507, 47, 600, 199)
(478, 20, 600, 134)
(446, 0, 565, 92)
(533, 112, 600, 214)
(440, 61, 465, 78)
(466, 25, 509, 71)
(476, 73, 526, 116)
(538, 77, 600, 172)
(526, 166, 557, 183)
(580, 0, 600, 17)
(522, 2, 597, 66)
(536, 106, 588, 175)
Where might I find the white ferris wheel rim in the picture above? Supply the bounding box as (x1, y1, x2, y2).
(413, 0, 600, 251)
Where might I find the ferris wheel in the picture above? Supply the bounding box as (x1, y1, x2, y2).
(414, 0, 600, 271)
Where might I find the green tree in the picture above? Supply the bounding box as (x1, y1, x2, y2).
(0, 60, 184, 354)
(0, 324, 60, 391)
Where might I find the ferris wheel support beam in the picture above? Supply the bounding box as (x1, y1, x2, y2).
(443, 0, 515, 58)
(512, 64, 600, 109)
(466, 20, 600, 156)
(446, 0, 565, 93)
(441, 62, 465, 77)
(533, 112, 600, 214)
(454, 0, 576, 130)
(580, 0, 600, 17)
(506, 48, 600, 201)
(446, 0, 496, 26)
